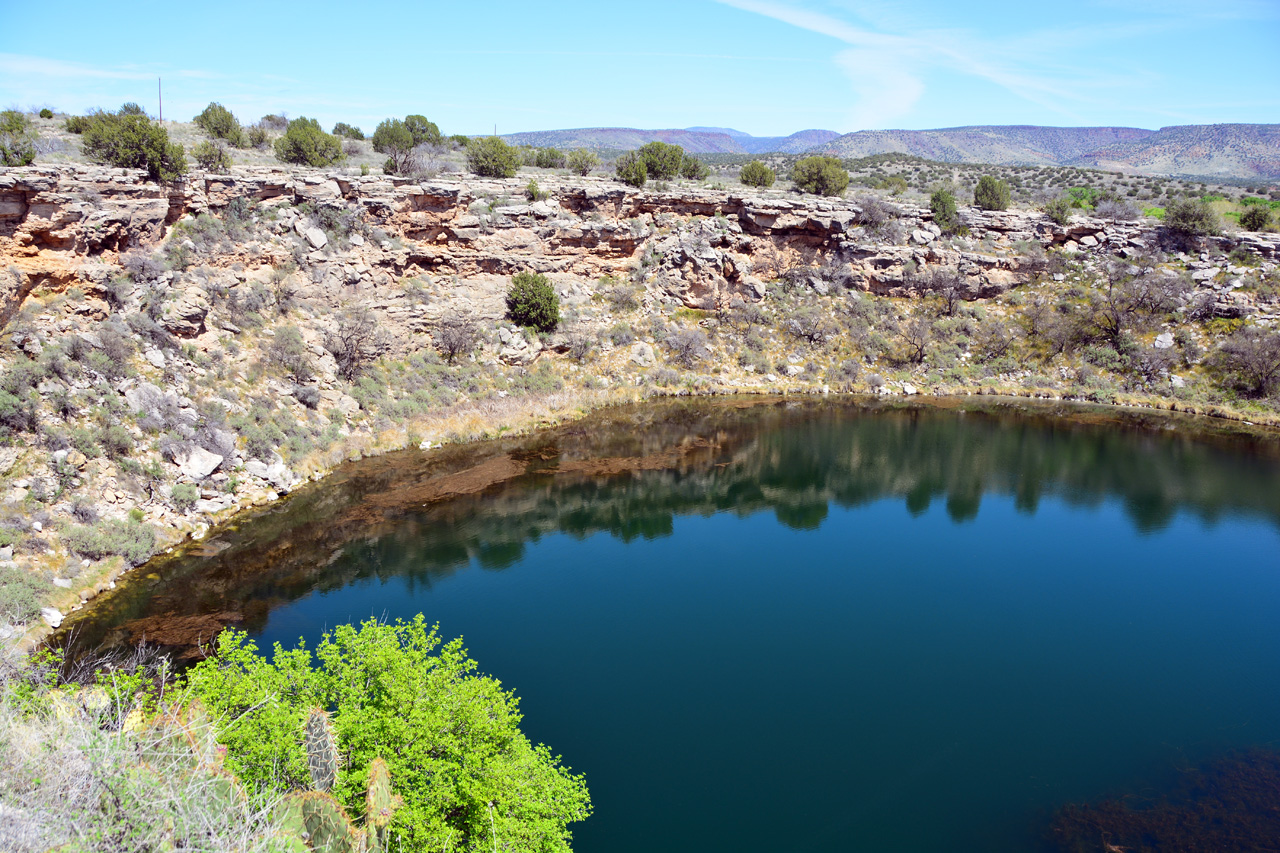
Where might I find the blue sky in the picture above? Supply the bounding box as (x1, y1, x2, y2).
(2, 0, 1277, 137)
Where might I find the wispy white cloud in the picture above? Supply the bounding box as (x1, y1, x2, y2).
(0, 54, 153, 80)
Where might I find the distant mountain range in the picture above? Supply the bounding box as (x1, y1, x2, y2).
(499, 123, 1280, 180)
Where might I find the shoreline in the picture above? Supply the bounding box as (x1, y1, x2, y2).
(32, 383, 1280, 654)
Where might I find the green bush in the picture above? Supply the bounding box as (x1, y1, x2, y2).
(1045, 196, 1072, 226)
(973, 175, 1010, 211)
(533, 147, 565, 169)
(64, 115, 92, 134)
(636, 142, 684, 180)
(614, 150, 646, 188)
(466, 136, 520, 178)
(506, 270, 560, 332)
(739, 160, 775, 188)
(191, 139, 232, 171)
(0, 110, 36, 166)
(0, 565, 50, 623)
(81, 107, 187, 182)
(171, 482, 199, 510)
(404, 114, 442, 147)
(371, 118, 414, 174)
(930, 188, 960, 233)
(680, 154, 710, 181)
(524, 178, 547, 201)
(38, 108, 53, 119)
(792, 156, 849, 196)
(1240, 205, 1271, 231)
(331, 122, 364, 140)
(192, 102, 244, 147)
(185, 616, 592, 853)
(64, 517, 156, 565)
(566, 148, 598, 176)
(245, 123, 269, 149)
(273, 117, 344, 167)
(1164, 197, 1220, 237)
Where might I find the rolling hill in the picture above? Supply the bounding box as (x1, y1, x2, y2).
(500, 127, 839, 155)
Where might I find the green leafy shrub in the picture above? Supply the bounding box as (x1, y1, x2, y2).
(566, 148, 599, 176)
(739, 161, 775, 188)
(1240, 205, 1271, 231)
(38, 108, 53, 119)
(274, 117, 344, 167)
(533, 147, 565, 169)
(185, 616, 591, 853)
(64, 115, 92, 133)
(1164, 197, 1220, 237)
(371, 118, 414, 173)
(192, 102, 244, 147)
(0, 565, 50, 623)
(331, 122, 364, 140)
(636, 142, 684, 180)
(64, 517, 156, 565)
(614, 150, 646, 188)
(524, 178, 547, 201)
(973, 175, 1010, 210)
(506, 271, 560, 332)
(1211, 326, 1280, 397)
(680, 154, 710, 181)
(792, 156, 849, 196)
(0, 110, 36, 166)
(171, 482, 199, 510)
(81, 107, 187, 182)
(466, 136, 520, 178)
(404, 114, 442, 147)
(1045, 196, 1072, 226)
(930, 188, 960, 233)
(245, 123, 269, 148)
(191, 139, 232, 171)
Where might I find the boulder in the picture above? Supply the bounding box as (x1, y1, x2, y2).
(174, 446, 223, 480)
(630, 341, 655, 366)
(161, 285, 211, 337)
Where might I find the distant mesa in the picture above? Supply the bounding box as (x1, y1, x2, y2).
(500, 123, 1280, 180)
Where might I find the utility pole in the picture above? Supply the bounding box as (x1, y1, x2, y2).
(158, 77, 163, 122)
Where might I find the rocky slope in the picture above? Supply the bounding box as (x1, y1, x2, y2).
(0, 162, 1278, 643)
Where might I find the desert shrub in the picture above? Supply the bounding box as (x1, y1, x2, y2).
(614, 151, 647, 188)
(63, 517, 156, 565)
(930, 189, 960, 233)
(466, 136, 520, 178)
(604, 283, 640, 312)
(192, 102, 244, 147)
(506, 271, 560, 332)
(973, 175, 1010, 210)
(0, 110, 37, 166)
(665, 326, 708, 367)
(1045, 196, 1072, 226)
(1211, 326, 1280, 397)
(404, 114, 442, 147)
(1095, 198, 1140, 221)
(331, 122, 364, 140)
(0, 565, 50, 623)
(265, 324, 313, 381)
(64, 115, 92, 133)
(273, 117, 344, 167)
(1164, 197, 1219, 237)
(524, 179, 547, 201)
(566, 148, 599, 175)
(244, 123, 269, 149)
(325, 307, 380, 381)
(38, 107, 53, 119)
(372, 118, 415, 174)
(739, 160, 775, 188)
(636, 142, 684, 180)
(0, 391, 37, 435)
(190, 139, 231, 171)
(434, 314, 481, 363)
(170, 482, 199, 511)
(1240, 205, 1271, 232)
(260, 114, 288, 131)
(680, 154, 710, 181)
(97, 423, 134, 459)
(857, 195, 900, 240)
(80, 108, 187, 182)
(785, 306, 835, 345)
(606, 323, 636, 345)
(792, 156, 849, 196)
(533, 147, 565, 169)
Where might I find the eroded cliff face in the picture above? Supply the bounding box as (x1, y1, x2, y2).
(8, 164, 1275, 338)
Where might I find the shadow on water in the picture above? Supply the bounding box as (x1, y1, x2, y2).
(57, 395, 1280, 662)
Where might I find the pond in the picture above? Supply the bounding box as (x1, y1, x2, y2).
(61, 397, 1280, 852)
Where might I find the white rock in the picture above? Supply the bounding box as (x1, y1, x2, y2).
(1170, 374, 1186, 388)
(304, 226, 328, 249)
(1154, 332, 1175, 350)
(902, 383, 919, 395)
(175, 446, 224, 480)
(41, 607, 63, 629)
(53, 578, 72, 589)
(31, 521, 42, 532)
(629, 341, 655, 366)
(144, 349, 165, 368)
(783, 365, 804, 377)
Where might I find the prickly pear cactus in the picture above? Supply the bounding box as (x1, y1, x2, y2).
(280, 791, 363, 853)
(363, 758, 402, 853)
(304, 707, 340, 793)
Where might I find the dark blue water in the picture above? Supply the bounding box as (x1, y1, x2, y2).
(66, 399, 1280, 851)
